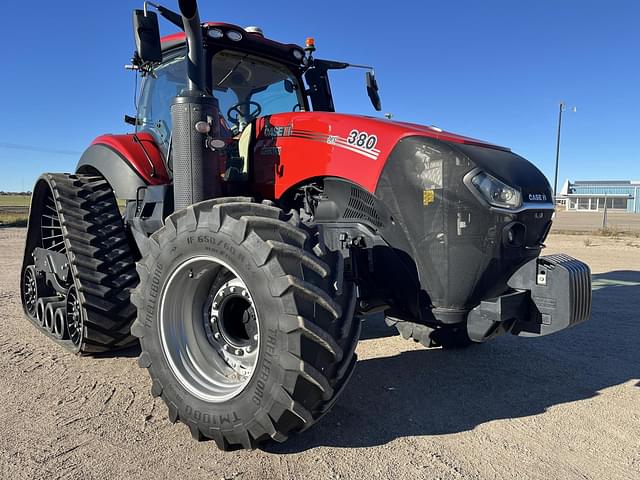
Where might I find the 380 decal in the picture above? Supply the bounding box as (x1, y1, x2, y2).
(281, 127, 381, 160)
(347, 129, 378, 150)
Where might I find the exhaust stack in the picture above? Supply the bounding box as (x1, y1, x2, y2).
(171, 0, 220, 210)
(178, 0, 206, 93)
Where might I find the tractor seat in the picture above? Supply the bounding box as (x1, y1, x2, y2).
(224, 122, 253, 181)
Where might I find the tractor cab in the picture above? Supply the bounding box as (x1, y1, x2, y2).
(136, 25, 312, 140)
(131, 17, 381, 183)
(135, 34, 309, 180)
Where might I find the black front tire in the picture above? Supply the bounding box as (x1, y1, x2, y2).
(131, 199, 359, 450)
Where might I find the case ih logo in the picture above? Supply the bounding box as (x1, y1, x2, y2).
(263, 124, 293, 138)
(528, 193, 548, 202)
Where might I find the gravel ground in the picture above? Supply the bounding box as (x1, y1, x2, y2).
(0, 228, 638, 480)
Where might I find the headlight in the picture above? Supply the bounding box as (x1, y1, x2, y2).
(470, 171, 522, 210)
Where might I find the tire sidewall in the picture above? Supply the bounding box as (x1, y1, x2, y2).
(138, 226, 288, 432)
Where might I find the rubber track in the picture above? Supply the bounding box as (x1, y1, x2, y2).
(47, 173, 138, 353)
(131, 199, 359, 449)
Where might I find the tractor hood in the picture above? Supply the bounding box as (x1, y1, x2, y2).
(254, 111, 555, 324)
(256, 112, 512, 198)
(379, 118, 510, 152)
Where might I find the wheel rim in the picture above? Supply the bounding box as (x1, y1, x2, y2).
(159, 256, 260, 403)
(66, 286, 83, 347)
(23, 266, 38, 318)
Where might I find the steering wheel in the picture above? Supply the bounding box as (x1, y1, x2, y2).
(227, 101, 262, 125)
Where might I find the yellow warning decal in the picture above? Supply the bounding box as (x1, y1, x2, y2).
(423, 189, 435, 206)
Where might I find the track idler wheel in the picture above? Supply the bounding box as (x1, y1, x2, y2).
(22, 266, 45, 321)
(65, 286, 83, 348)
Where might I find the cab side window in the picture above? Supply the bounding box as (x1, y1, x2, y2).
(136, 54, 186, 150)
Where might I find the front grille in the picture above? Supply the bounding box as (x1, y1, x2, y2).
(343, 186, 383, 227)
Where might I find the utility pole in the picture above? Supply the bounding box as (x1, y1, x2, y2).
(552, 102, 576, 201)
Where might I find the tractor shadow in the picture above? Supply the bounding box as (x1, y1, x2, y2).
(357, 312, 397, 340)
(266, 270, 640, 452)
(94, 343, 141, 359)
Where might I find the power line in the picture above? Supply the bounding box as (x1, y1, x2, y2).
(0, 142, 82, 156)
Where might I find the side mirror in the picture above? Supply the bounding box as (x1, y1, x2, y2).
(133, 9, 162, 64)
(366, 71, 382, 111)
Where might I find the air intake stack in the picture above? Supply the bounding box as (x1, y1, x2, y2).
(171, 0, 220, 210)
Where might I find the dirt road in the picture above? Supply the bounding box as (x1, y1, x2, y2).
(1, 228, 638, 480)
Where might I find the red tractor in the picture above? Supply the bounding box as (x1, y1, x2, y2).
(20, 0, 591, 450)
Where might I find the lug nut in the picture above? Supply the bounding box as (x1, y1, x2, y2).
(253, 334, 259, 341)
(211, 316, 217, 323)
(212, 302, 218, 309)
(235, 349, 242, 355)
(246, 346, 252, 353)
(242, 290, 249, 297)
(223, 344, 229, 351)
(214, 332, 221, 339)
(230, 287, 236, 293)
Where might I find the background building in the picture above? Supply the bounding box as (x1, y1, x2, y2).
(558, 180, 640, 213)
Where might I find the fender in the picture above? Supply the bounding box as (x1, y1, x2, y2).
(76, 133, 169, 199)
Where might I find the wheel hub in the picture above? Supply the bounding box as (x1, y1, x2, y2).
(205, 278, 259, 379)
(159, 256, 261, 403)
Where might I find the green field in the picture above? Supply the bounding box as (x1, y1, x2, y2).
(0, 195, 31, 207)
(0, 195, 125, 208)
(0, 194, 127, 227)
(0, 212, 27, 226)
(0, 195, 30, 226)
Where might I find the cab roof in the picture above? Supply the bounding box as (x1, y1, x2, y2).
(160, 22, 306, 67)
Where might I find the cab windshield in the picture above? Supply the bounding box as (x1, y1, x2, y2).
(136, 50, 304, 147)
(213, 50, 304, 134)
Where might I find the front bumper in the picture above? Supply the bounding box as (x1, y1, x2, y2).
(467, 254, 592, 341)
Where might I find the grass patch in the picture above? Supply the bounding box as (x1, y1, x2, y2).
(0, 212, 28, 227)
(0, 195, 31, 207)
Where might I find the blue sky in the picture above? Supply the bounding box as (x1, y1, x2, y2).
(0, 0, 638, 191)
